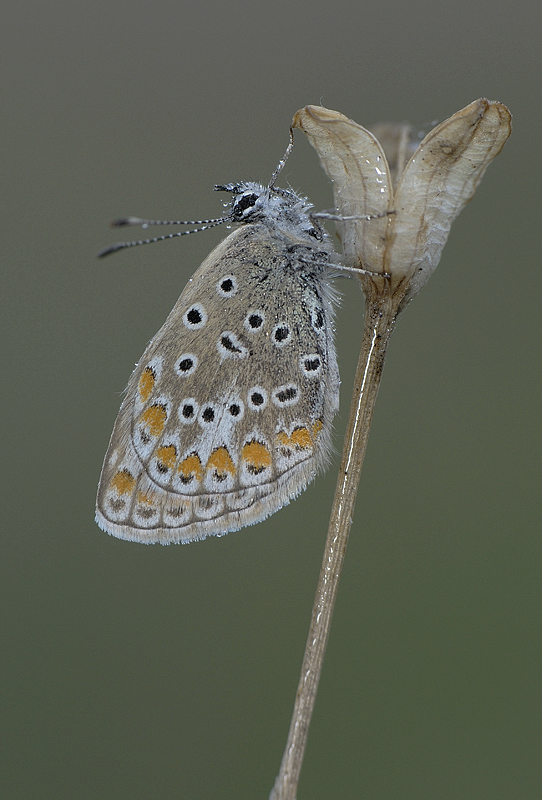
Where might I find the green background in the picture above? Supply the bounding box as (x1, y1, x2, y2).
(2, 1, 539, 798)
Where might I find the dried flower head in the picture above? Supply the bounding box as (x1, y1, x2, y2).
(293, 98, 512, 309)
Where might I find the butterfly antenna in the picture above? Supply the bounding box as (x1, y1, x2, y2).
(269, 127, 294, 189)
(97, 216, 228, 258)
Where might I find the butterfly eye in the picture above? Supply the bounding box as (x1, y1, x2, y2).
(233, 193, 259, 218)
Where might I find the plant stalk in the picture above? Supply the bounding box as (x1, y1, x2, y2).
(270, 284, 404, 800)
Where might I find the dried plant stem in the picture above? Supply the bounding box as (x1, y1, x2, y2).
(270, 285, 404, 800)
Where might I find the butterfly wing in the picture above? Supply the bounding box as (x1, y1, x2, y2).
(96, 224, 339, 543)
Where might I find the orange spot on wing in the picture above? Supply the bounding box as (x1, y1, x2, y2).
(242, 440, 272, 470)
(138, 367, 155, 403)
(277, 427, 312, 450)
(140, 403, 167, 436)
(312, 419, 323, 438)
(178, 454, 203, 481)
(110, 469, 136, 495)
(136, 491, 155, 505)
(277, 420, 324, 451)
(155, 445, 177, 470)
(207, 446, 236, 476)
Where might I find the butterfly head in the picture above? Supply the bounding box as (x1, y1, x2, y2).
(215, 182, 325, 243)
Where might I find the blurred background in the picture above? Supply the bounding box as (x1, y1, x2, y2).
(2, 1, 540, 798)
